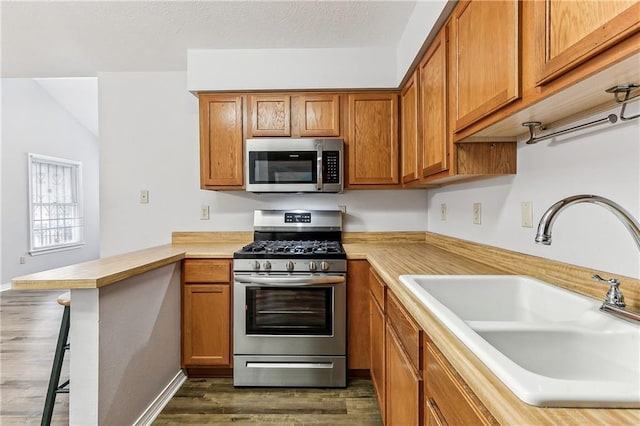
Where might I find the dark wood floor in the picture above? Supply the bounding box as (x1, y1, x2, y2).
(154, 377, 382, 425)
(1, 289, 69, 425)
(1, 289, 382, 425)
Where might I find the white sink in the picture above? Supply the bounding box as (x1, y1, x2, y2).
(399, 275, 640, 407)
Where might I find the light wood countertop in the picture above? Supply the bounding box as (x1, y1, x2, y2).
(10, 232, 640, 424)
(345, 238, 640, 425)
(11, 242, 247, 290)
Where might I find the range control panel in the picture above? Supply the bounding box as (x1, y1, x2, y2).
(284, 212, 312, 223)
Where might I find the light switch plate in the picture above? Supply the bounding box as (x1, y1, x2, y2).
(140, 190, 149, 204)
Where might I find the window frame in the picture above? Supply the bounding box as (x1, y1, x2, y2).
(28, 153, 85, 255)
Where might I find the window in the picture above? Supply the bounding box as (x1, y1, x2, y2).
(28, 153, 84, 254)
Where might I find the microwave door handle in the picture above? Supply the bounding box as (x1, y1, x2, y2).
(317, 143, 323, 191)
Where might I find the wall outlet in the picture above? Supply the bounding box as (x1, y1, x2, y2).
(473, 202, 482, 225)
(338, 205, 347, 214)
(200, 205, 210, 220)
(19, 256, 25, 264)
(140, 190, 149, 204)
(440, 203, 447, 221)
(521, 201, 533, 228)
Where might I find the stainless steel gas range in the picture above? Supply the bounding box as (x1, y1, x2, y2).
(233, 210, 347, 387)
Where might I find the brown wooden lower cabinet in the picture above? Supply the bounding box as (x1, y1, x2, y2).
(347, 259, 370, 371)
(370, 289, 386, 421)
(424, 338, 497, 425)
(182, 259, 233, 371)
(425, 398, 448, 426)
(386, 322, 423, 425)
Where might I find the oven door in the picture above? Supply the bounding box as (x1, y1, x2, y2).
(233, 273, 346, 356)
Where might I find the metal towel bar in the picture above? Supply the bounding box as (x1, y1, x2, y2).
(523, 114, 617, 144)
(523, 83, 639, 145)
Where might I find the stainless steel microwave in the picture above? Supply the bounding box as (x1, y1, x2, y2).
(245, 138, 343, 193)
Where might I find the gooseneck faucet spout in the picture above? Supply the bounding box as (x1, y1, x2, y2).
(535, 194, 640, 322)
(535, 194, 640, 250)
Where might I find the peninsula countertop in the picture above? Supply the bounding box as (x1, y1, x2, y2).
(10, 242, 247, 290)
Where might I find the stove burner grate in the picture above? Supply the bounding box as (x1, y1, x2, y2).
(239, 240, 343, 256)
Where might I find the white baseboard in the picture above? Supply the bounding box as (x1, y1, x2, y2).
(133, 369, 187, 426)
(1, 283, 12, 292)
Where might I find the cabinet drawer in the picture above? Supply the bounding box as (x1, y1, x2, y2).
(368, 268, 386, 311)
(387, 291, 421, 371)
(425, 343, 496, 425)
(184, 259, 231, 283)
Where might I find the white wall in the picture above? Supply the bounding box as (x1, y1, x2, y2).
(395, 0, 449, 80)
(427, 107, 640, 279)
(98, 71, 428, 256)
(1, 78, 100, 284)
(188, 47, 397, 91)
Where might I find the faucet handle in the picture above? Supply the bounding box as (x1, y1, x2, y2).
(592, 274, 625, 307)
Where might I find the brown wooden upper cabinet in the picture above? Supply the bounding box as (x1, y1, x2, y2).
(347, 93, 400, 187)
(534, 1, 640, 85)
(294, 94, 341, 137)
(248, 94, 291, 137)
(419, 27, 449, 180)
(401, 72, 420, 185)
(451, 0, 520, 132)
(249, 94, 341, 138)
(199, 94, 244, 189)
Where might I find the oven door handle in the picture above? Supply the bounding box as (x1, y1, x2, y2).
(234, 276, 345, 286)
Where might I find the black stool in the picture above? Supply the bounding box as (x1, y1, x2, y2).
(42, 292, 70, 426)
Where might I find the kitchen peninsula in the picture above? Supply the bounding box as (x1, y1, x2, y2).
(12, 231, 640, 425)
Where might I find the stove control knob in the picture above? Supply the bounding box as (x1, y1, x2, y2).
(262, 261, 272, 271)
(320, 261, 330, 272)
(286, 261, 295, 271)
(251, 261, 260, 270)
(308, 261, 317, 272)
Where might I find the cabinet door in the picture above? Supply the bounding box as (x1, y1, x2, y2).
(296, 94, 341, 137)
(248, 94, 291, 137)
(425, 398, 448, 426)
(199, 94, 244, 188)
(425, 342, 496, 425)
(370, 292, 386, 423)
(535, 1, 639, 85)
(419, 28, 449, 178)
(182, 284, 231, 366)
(386, 323, 422, 426)
(347, 93, 399, 186)
(347, 260, 370, 370)
(451, 0, 519, 131)
(401, 72, 420, 184)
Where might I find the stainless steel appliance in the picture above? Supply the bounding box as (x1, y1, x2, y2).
(245, 138, 343, 193)
(233, 210, 347, 387)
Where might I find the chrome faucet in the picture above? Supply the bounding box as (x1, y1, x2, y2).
(535, 194, 640, 322)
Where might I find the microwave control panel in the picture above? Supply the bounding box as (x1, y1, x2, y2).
(323, 151, 340, 184)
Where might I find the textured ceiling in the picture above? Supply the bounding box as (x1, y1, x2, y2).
(1, 0, 418, 77)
